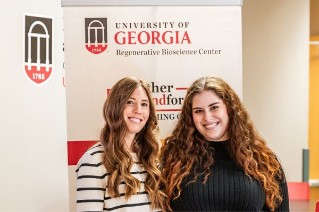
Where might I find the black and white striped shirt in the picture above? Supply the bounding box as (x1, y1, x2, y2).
(76, 142, 157, 212)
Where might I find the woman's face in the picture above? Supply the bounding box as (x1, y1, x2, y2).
(191, 90, 229, 141)
(123, 86, 150, 141)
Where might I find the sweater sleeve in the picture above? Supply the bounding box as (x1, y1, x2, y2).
(262, 173, 290, 211)
(275, 174, 290, 211)
(76, 145, 106, 212)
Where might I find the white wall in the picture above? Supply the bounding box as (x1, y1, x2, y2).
(0, 1, 69, 211)
(242, 0, 309, 181)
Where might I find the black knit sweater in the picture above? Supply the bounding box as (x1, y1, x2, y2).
(171, 141, 289, 211)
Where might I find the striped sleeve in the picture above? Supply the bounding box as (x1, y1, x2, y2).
(76, 143, 107, 212)
(76, 144, 158, 212)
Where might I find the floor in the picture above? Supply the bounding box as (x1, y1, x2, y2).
(290, 200, 317, 212)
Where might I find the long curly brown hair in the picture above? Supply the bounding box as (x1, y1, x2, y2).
(160, 76, 284, 211)
(100, 76, 165, 210)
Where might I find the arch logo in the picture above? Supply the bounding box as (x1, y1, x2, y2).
(85, 18, 108, 54)
(24, 15, 53, 84)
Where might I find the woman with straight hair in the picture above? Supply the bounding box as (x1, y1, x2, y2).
(76, 76, 165, 212)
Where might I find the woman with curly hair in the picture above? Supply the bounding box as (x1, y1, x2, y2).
(160, 76, 289, 211)
(76, 76, 165, 212)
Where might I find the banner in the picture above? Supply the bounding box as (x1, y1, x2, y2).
(63, 4, 242, 211)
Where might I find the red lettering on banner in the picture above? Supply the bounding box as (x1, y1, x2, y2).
(127, 31, 136, 44)
(151, 31, 160, 44)
(114, 31, 191, 45)
(114, 31, 125, 44)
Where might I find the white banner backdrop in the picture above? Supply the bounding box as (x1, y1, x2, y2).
(64, 5, 242, 211)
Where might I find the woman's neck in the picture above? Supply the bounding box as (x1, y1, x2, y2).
(124, 135, 135, 153)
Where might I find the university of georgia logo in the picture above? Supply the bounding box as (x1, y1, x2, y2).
(24, 15, 53, 84)
(85, 18, 108, 54)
